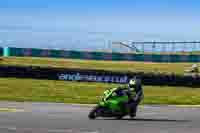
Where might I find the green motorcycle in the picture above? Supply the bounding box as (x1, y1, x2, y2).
(88, 87, 137, 120)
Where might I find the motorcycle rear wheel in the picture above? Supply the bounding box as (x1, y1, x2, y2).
(115, 114, 126, 119)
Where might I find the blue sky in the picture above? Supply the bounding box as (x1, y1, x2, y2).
(0, 0, 200, 50)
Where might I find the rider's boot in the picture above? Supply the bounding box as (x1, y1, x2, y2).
(128, 102, 137, 118)
(129, 107, 136, 118)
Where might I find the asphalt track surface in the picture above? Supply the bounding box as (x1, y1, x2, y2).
(0, 102, 200, 133)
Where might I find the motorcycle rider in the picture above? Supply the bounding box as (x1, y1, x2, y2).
(116, 76, 144, 117)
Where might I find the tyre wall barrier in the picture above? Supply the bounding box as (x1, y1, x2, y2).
(2, 47, 200, 62)
(0, 65, 200, 87)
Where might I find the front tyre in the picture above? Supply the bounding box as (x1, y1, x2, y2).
(88, 106, 99, 120)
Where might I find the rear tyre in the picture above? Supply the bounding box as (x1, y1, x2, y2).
(116, 114, 125, 120)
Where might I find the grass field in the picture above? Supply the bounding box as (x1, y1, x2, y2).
(0, 57, 198, 75)
(0, 77, 200, 105)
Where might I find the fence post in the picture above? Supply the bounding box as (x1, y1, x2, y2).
(3, 47, 10, 57)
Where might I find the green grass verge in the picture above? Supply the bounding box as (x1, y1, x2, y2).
(0, 77, 200, 105)
(0, 57, 198, 75)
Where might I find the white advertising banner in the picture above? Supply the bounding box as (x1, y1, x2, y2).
(58, 73, 128, 83)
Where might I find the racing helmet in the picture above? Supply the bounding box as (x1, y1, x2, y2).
(128, 78, 137, 88)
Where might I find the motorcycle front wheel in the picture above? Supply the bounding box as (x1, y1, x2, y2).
(88, 106, 100, 120)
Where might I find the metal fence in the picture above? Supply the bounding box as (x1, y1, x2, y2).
(1, 47, 200, 62)
(0, 47, 3, 56)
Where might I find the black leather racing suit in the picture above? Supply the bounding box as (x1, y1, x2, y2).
(128, 81, 144, 115)
(117, 78, 144, 115)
